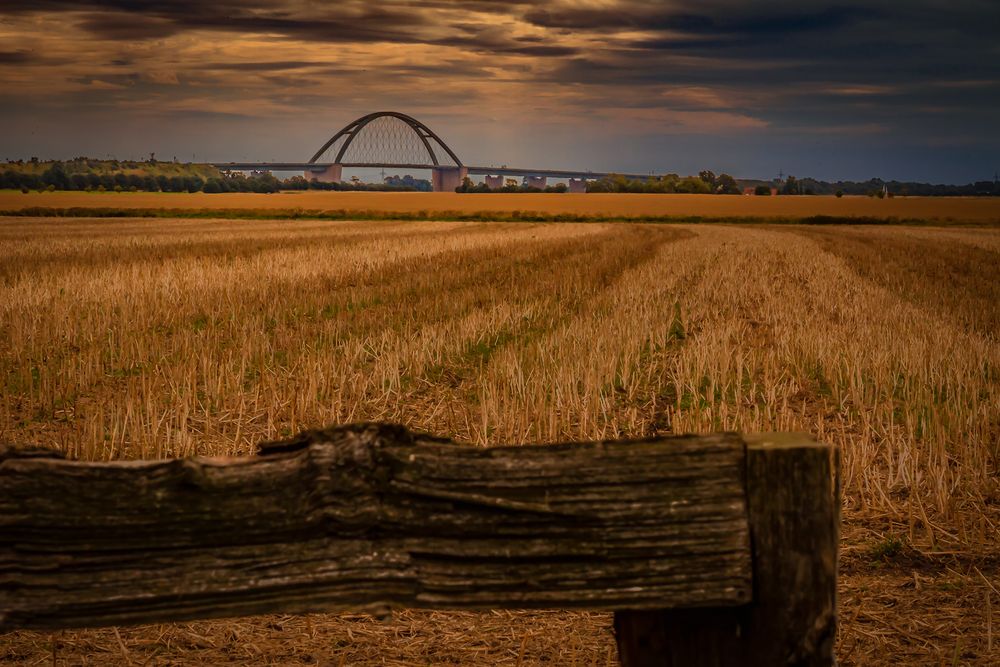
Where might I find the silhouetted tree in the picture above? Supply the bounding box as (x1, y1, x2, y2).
(675, 176, 711, 194)
(780, 176, 801, 195)
(715, 173, 740, 194)
(41, 162, 70, 190)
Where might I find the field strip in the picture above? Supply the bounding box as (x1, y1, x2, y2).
(3, 191, 1000, 222)
(238, 225, 650, 448)
(2, 217, 998, 665)
(392, 226, 693, 443)
(0, 218, 419, 262)
(664, 225, 998, 534)
(0, 222, 606, 312)
(475, 227, 704, 444)
(172, 225, 656, 455)
(0, 215, 415, 239)
(839, 224, 1000, 252)
(784, 225, 1000, 337)
(1, 222, 611, 457)
(0, 220, 499, 282)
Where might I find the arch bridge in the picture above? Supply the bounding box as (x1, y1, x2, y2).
(213, 111, 655, 192)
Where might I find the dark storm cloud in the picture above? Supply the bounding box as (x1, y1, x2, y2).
(0, 50, 36, 64)
(79, 13, 419, 44)
(0, 0, 575, 57)
(431, 36, 579, 57)
(77, 12, 179, 39)
(524, 0, 1000, 92)
(0, 49, 77, 67)
(523, 4, 872, 34)
(0, 0, 430, 42)
(3, 0, 998, 67)
(524, 1, 1000, 126)
(0, 0, 275, 15)
(195, 61, 323, 72)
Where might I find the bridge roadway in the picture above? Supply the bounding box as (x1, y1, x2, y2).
(211, 162, 656, 181)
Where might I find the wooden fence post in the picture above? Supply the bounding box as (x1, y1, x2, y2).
(2, 425, 837, 665)
(0, 425, 753, 631)
(614, 433, 838, 666)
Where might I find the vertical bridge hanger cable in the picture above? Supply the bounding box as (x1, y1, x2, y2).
(308, 112, 463, 167)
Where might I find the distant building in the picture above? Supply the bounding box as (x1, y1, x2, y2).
(744, 185, 779, 196)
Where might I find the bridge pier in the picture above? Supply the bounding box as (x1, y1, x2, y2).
(484, 175, 504, 190)
(568, 178, 588, 193)
(305, 164, 343, 183)
(524, 176, 547, 190)
(432, 166, 468, 192)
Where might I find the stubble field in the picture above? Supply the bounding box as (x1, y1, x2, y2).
(1, 216, 998, 665)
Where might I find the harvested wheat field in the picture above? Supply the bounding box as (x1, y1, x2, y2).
(1, 217, 999, 665)
(3, 190, 1000, 222)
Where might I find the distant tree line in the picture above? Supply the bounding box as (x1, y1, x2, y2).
(456, 177, 569, 193)
(383, 174, 432, 191)
(588, 173, 1000, 196)
(7, 156, 187, 172)
(5, 159, 997, 196)
(281, 176, 426, 192)
(0, 161, 285, 194)
(0, 161, 428, 194)
(587, 171, 741, 194)
(453, 172, 739, 194)
(742, 175, 1000, 197)
(0, 165, 220, 193)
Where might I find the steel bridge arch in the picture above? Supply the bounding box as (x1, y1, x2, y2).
(308, 111, 463, 167)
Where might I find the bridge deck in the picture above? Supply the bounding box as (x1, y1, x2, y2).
(211, 162, 656, 181)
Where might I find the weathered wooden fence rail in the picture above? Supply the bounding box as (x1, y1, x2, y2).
(1, 423, 838, 666)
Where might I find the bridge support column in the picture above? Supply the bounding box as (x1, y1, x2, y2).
(568, 178, 588, 193)
(305, 164, 342, 183)
(484, 175, 504, 190)
(432, 166, 468, 192)
(524, 176, 547, 190)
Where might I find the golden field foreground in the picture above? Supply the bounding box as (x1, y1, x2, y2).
(1, 217, 998, 665)
(3, 190, 1000, 222)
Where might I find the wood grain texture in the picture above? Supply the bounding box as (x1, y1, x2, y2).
(741, 433, 838, 666)
(0, 423, 751, 631)
(614, 433, 838, 667)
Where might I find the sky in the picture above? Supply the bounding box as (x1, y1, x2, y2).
(0, 1, 997, 183)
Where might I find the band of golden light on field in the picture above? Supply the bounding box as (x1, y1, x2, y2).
(3, 190, 1000, 221)
(1, 217, 998, 664)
